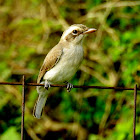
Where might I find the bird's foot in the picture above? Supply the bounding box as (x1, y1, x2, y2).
(66, 82, 73, 92)
(44, 80, 51, 90)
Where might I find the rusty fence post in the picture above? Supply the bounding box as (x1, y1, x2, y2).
(21, 75, 25, 140)
(133, 84, 137, 140)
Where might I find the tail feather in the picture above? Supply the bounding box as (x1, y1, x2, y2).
(33, 84, 48, 119)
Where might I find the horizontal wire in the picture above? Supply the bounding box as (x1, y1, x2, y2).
(0, 81, 139, 91)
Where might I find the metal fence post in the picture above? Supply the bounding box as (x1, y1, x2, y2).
(133, 84, 137, 140)
(21, 75, 25, 140)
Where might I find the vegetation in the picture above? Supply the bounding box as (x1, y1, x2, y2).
(0, 0, 140, 139)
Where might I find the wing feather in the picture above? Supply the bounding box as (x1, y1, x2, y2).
(37, 44, 63, 83)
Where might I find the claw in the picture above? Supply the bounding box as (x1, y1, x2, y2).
(44, 80, 51, 90)
(66, 83, 73, 92)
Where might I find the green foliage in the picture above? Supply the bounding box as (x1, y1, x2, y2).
(0, 0, 140, 140)
(0, 127, 20, 140)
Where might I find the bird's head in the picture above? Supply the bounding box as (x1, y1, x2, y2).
(60, 24, 96, 45)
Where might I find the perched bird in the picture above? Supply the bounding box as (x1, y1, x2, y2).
(33, 24, 96, 119)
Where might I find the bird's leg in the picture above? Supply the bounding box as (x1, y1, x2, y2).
(64, 81, 73, 92)
(44, 80, 51, 90)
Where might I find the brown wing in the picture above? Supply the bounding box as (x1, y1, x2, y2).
(37, 44, 63, 83)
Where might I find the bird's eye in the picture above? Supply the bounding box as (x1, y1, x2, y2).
(72, 30, 78, 35)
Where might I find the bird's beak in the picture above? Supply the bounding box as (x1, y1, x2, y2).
(83, 28, 97, 34)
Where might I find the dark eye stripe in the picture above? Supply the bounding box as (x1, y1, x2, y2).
(65, 30, 82, 41)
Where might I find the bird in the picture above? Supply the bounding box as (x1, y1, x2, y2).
(33, 24, 96, 119)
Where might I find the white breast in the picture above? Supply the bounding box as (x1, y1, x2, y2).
(43, 44, 84, 84)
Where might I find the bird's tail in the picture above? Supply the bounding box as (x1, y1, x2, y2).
(33, 84, 48, 119)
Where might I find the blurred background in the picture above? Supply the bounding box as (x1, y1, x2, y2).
(0, 0, 140, 140)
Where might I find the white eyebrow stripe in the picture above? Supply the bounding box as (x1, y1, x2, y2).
(62, 26, 79, 40)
